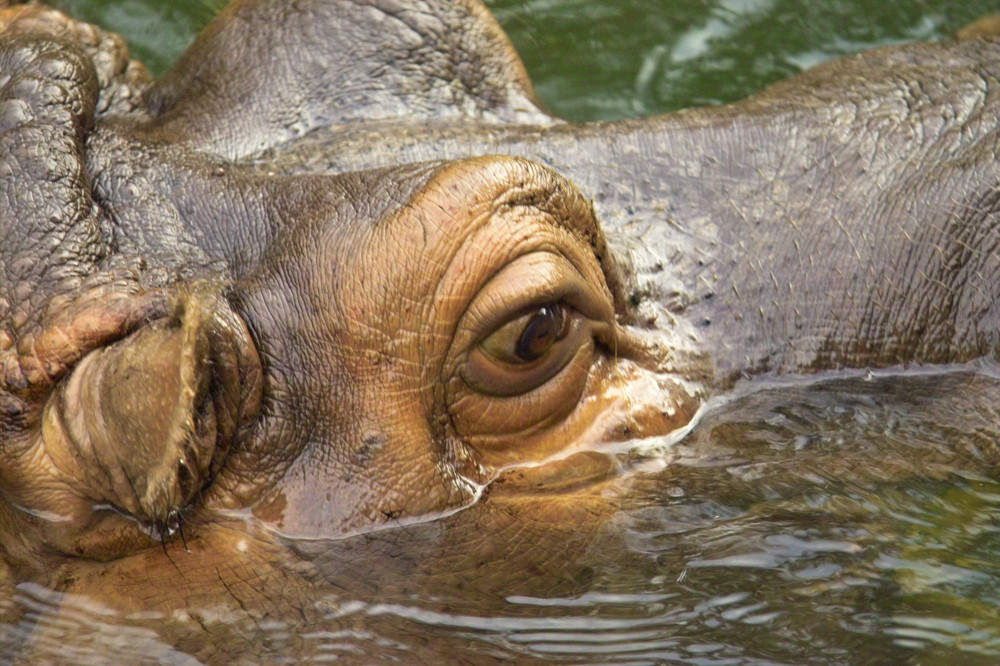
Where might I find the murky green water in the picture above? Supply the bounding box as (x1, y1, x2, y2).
(487, 0, 999, 119)
(8, 1, 1000, 664)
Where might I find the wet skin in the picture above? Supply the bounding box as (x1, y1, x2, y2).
(1, 1, 1000, 662)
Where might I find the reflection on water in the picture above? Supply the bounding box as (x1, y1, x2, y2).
(0, 583, 185, 664)
(5, 368, 999, 664)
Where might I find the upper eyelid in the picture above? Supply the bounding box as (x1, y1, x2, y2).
(489, 301, 570, 332)
(463, 259, 593, 335)
(470, 293, 582, 348)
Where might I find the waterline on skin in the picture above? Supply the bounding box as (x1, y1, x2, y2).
(220, 359, 1000, 542)
(216, 472, 489, 543)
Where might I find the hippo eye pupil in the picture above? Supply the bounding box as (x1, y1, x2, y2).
(515, 305, 567, 362)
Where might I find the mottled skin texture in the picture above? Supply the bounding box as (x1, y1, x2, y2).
(274, 40, 1000, 378)
(1, 0, 1000, 662)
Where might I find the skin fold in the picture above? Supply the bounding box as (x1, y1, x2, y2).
(1, 0, 999, 662)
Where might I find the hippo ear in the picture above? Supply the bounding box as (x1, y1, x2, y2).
(143, 0, 551, 160)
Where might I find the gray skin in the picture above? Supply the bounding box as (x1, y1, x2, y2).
(1, 0, 1000, 662)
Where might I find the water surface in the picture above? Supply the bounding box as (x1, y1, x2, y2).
(5, 368, 999, 664)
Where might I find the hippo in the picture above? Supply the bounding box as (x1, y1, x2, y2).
(1, 0, 1000, 662)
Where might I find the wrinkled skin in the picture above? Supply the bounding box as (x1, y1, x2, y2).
(1, 0, 1000, 662)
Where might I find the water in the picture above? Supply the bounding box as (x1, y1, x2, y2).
(486, 0, 996, 120)
(5, 368, 1000, 663)
(9, 0, 1000, 663)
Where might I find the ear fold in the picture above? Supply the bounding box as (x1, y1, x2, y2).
(0, 6, 150, 115)
(143, 0, 552, 160)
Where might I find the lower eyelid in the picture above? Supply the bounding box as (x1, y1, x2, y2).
(449, 337, 596, 442)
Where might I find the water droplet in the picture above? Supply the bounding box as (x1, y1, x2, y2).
(165, 511, 180, 537)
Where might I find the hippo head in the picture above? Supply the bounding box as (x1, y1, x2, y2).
(2, 153, 687, 562)
(0, 0, 692, 561)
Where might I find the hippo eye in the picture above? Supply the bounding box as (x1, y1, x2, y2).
(443, 243, 617, 461)
(451, 250, 613, 401)
(463, 301, 591, 398)
(480, 304, 570, 365)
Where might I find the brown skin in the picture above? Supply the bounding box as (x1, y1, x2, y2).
(2, 1, 1000, 662)
(220, 156, 695, 538)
